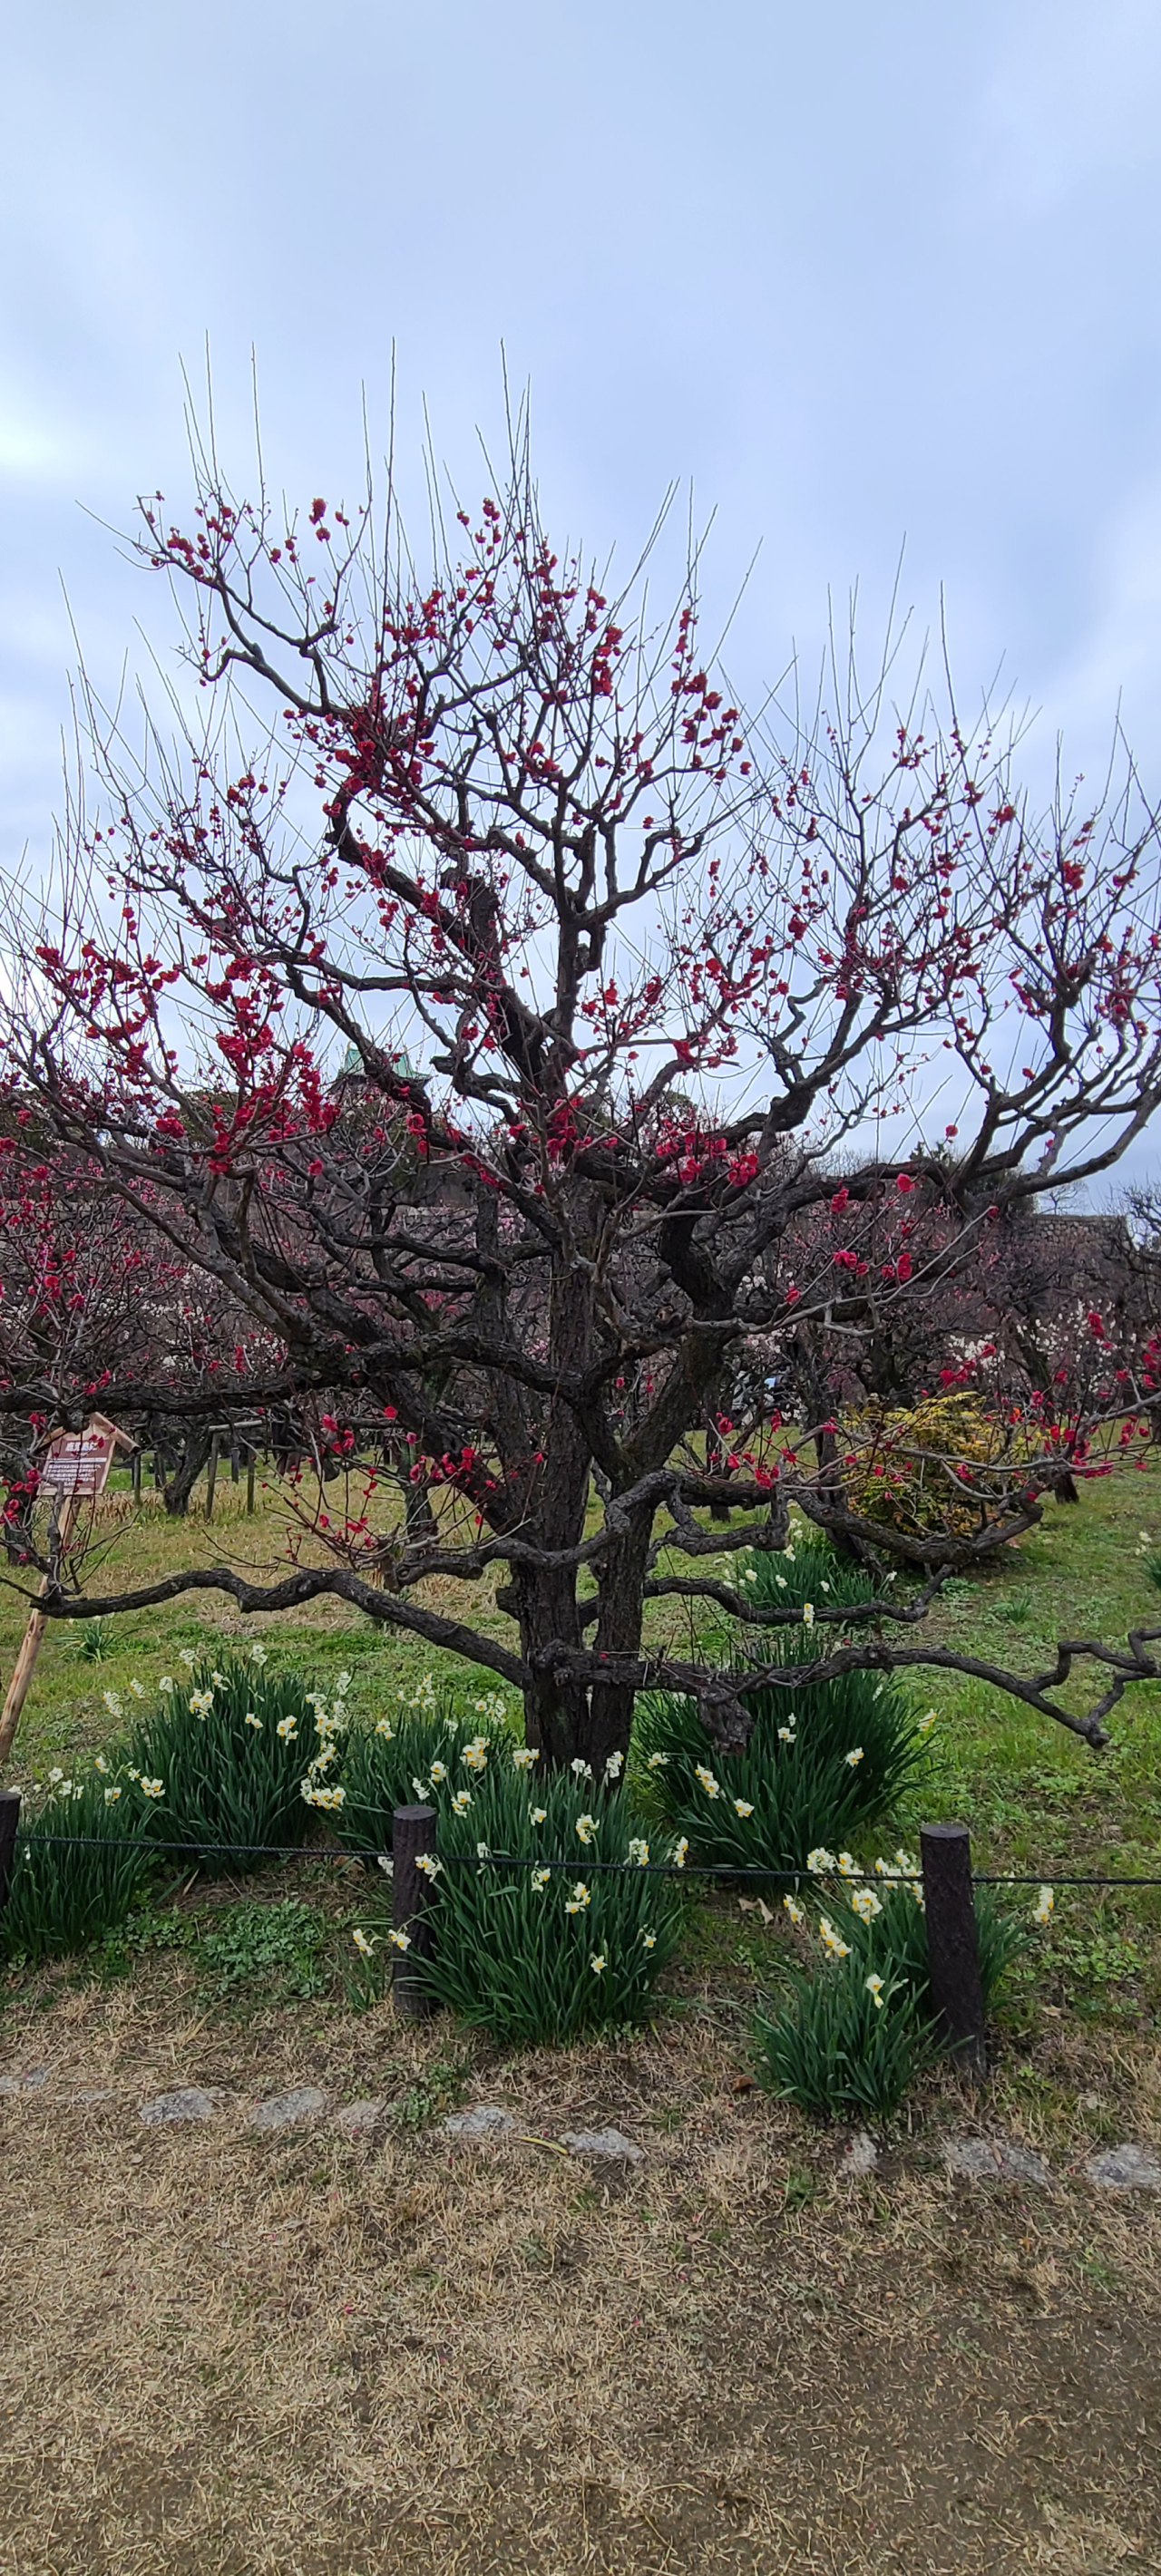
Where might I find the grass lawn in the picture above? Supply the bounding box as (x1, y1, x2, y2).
(1, 1463, 1160, 2571)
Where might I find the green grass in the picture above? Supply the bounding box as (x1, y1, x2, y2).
(0, 1474, 519, 1780)
(4, 1457, 1161, 2033)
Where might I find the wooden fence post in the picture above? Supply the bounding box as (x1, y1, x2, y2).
(391, 1802, 437, 2020)
(205, 1434, 220, 1521)
(246, 1449, 257, 1515)
(0, 1789, 21, 1924)
(921, 1822, 986, 2079)
(131, 1448, 141, 1503)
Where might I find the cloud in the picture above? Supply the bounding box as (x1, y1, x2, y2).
(972, 0, 1161, 218)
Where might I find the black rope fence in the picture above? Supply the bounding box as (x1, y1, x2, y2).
(3, 1785, 1156, 2069)
(4, 1829, 1161, 1890)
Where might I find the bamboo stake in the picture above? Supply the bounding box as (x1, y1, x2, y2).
(0, 1492, 81, 1771)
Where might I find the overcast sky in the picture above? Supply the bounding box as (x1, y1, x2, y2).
(4, 0, 1161, 1187)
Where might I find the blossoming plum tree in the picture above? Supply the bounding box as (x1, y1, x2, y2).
(5, 417, 1161, 1761)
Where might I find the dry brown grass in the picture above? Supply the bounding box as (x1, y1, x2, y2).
(2, 1947, 1160, 2576)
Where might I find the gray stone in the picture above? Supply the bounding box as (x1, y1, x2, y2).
(0, 2066, 48, 2095)
(1086, 2143, 1161, 2191)
(140, 2086, 220, 2126)
(249, 2085, 327, 2133)
(73, 2087, 113, 2105)
(442, 2103, 515, 2139)
(334, 2096, 390, 2137)
(943, 2134, 1052, 2184)
(559, 2126, 643, 2163)
(840, 2129, 878, 2176)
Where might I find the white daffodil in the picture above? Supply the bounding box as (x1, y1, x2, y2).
(733, 1799, 755, 1819)
(695, 1764, 720, 1799)
(302, 1782, 345, 1812)
(353, 1928, 377, 1958)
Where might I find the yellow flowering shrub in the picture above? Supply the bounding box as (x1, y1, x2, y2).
(839, 1392, 1022, 1540)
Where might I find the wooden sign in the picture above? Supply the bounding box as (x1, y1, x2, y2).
(38, 1424, 118, 1497)
(0, 1414, 133, 1769)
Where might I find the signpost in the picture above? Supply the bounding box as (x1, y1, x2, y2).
(0, 1414, 132, 1769)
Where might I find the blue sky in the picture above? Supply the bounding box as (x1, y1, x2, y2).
(4, 1, 1161, 1181)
